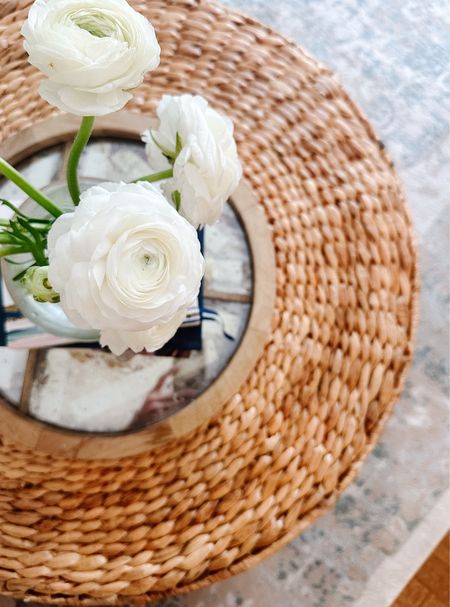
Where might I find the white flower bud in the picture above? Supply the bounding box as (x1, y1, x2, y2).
(21, 266, 60, 303)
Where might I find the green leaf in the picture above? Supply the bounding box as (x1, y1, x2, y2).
(150, 130, 177, 160)
(13, 264, 35, 282)
(175, 132, 183, 155)
(0, 199, 52, 226)
(0, 232, 17, 244)
(171, 190, 181, 212)
(9, 219, 33, 244)
(0, 244, 29, 257)
(0, 198, 27, 218)
(16, 215, 40, 240)
(8, 219, 26, 239)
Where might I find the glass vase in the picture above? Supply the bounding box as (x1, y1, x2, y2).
(1, 181, 100, 342)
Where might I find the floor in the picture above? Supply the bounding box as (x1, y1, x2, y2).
(392, 532, 449, 607)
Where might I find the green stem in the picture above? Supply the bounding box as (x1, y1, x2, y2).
(0, 245, 29, 257)
(133, 168, 173, 183)
(67, 115, 95, 205)
(0, 158, 62, 218)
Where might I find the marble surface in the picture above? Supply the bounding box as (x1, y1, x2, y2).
(149, 0, 450, 606)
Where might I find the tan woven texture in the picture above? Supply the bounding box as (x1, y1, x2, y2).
(0, 0, 418, 603)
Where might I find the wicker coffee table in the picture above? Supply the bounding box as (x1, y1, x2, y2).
(0, 0, 418, 603)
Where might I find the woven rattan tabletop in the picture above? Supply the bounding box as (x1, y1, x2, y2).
(0, 0, 418, 604)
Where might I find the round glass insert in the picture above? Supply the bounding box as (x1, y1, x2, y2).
(0, 138, 253, 433)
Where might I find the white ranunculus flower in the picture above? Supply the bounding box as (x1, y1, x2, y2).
(142, 94, 242, 228)
(100, 309, 187, 356)
(22, 0, 160, 116)
(47, 182, 204, 355)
